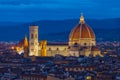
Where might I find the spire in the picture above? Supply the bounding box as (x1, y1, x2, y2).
(79, 13, 85, 24)
(24, 35, 29, 47)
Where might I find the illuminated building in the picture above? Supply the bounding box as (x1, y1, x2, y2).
(19, 14, 102, 57)
(16, 35, 29, 57)
(23, 35, 29, 58)
(29, 26, 39, 56)
(39, 41, 69, 56)
(86, 76, 92, 80)
(40, 40, 47, 56)
(69, 14, 102, 57)
(38, 14, 101, 57)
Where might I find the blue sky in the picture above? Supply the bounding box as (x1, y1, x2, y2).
(0, 0, 120, 22)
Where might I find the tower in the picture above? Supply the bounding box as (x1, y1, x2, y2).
(40, 40, 47, 56)
(23, 35, 29, 58)
(29, 26, 39, 56)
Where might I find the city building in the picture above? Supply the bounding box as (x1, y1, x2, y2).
(16, 35, 29, 57)
(18, 14, 102, 57)
(69, 14, 101, 57)
(29, 26, 39, 56)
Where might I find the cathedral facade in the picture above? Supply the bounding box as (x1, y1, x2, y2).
(27, 14, 102, 57)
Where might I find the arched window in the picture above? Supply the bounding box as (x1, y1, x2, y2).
(31, 34, 34, 39)
(74, 43, 78, 47)
(84, 43, 87, 46)
(74, 43, 78, 45)
(48, 48, 51, 51)
(56, 48, 59, 50)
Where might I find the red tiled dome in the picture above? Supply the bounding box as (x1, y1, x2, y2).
(69, 15, 95, 41)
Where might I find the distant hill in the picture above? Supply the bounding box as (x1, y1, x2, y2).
(0, 18, 120, 42)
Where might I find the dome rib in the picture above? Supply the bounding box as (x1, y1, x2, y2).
(69, 23, 95, 41)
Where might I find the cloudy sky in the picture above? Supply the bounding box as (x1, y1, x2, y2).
(0, 0, 120, 22)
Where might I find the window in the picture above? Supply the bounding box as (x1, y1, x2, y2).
(31, 33, 34, 39)
(84, 43, 87, 45)
(56, 48, 59, 50)
(74, 43, 78, 47)
(35, 34, 37, 38)
(31, 43, 34, 45)
(31, 49, 34, 51)
(74, 43, 78, 45)
(48, 48, 51, 51)
(64, 48, 66, 50)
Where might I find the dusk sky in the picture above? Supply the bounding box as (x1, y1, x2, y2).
(0, 0, 120, 22)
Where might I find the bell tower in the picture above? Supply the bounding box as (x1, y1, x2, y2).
(29, 26, 39, 56)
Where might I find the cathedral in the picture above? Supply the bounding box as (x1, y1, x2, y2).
(18, 14, 102, 57)
(69, 14, 102, 57)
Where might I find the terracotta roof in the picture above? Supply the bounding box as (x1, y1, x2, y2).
(69, 23, 95, 41)
(91, 46, 100, 51)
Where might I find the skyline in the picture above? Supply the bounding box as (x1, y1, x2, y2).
(0, 0, 120, 22)
(0, 1, 120, 80)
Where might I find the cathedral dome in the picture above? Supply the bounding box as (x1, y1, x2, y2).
(69, 14, 95, 41)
